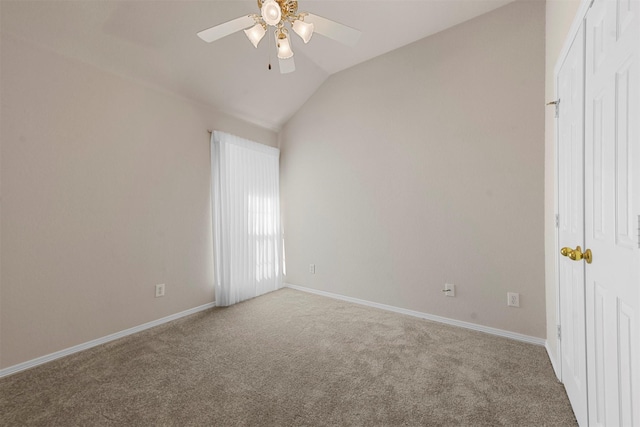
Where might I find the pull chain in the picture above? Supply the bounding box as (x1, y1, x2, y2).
(267, 27, 273, 70)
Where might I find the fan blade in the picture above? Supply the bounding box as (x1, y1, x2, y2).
(279, 57, 295, 74)
(305, 13, 361, 47)
(197, 15, 255, 43)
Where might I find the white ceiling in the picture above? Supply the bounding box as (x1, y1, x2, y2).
(1, 0, 514, 131)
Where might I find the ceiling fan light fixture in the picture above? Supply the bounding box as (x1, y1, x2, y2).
(292, 19, 314, 44)
(244, 23, 266, 48)
(261, 0, 282, 26)
(276, 30, 294, 59)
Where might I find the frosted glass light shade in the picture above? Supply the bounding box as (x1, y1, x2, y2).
(261, 0, 282, 26)
(292, 20, 314, 44)
(276, 32, 294, 59)
(244, 23, 266, 48)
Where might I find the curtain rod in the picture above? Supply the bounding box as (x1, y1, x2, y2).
(208, 130, 212, 134)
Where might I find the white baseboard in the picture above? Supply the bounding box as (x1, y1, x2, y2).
(0, 302, 216, 378)
(545, 341, 561, 380)
(3, 286, 550, 378)
(285, 283, 546, 347)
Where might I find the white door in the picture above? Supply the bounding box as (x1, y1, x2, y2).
(584, 0, 640, 425)
(557, 22, 589, 427)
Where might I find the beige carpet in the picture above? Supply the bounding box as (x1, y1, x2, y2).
(1, 288, 576, 426)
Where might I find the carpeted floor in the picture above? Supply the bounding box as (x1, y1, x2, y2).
(1, 288, 576, 426)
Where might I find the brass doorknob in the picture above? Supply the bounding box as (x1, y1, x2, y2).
(560, 245, 593, 264)
(560, 247, 573, 257)
(569, 246, 584, 260)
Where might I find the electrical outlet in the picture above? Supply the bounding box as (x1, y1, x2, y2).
(309, 264, 315, 274)
(443, 283, 455, 297)
(155, 284, 165, 298)
(507, 292, 520, 307)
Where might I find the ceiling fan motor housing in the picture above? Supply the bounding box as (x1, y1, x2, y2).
(257, 0, 298, 22)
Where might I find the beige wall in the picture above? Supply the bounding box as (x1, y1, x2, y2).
(280, 1, 546, 337)
(544, 0, 581, 363)
(0, 34, 277, 368)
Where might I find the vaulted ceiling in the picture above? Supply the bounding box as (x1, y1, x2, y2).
(1, 0, 514, 130)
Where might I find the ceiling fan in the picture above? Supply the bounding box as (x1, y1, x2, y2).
(197, 0, 362, 74)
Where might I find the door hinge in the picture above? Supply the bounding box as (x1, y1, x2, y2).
(637, 215, 640, 248)
(547, 99, 560, 118)
(557, 325, 561, 340)
(555, 214, 560, 228)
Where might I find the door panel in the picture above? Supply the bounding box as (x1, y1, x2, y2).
(618, 301, 634, 426)
(593, 283, 607, 424)
(615, 57, 634, 248)
(557, 22, 588, 427)
(592, 93, 605, 240)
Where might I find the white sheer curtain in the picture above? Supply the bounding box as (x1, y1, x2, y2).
(210, 131, 282, 306)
